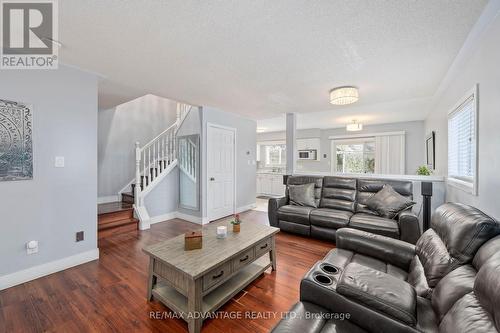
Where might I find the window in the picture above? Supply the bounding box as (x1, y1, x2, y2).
(335, 138, 375, 174)
(263, 144, 286, 167)
(448, 85, 478, 195)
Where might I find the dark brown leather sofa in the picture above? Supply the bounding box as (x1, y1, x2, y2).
(268, 175, 421, 244)
(271, 203, 500, 333)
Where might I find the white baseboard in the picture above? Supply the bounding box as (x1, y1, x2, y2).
(148, 212, 178, 225)
(136, 203, 258, 230)
(97, 195, 119, 204)
(0, 248, 99, 291)
(138, 211, 202, 230)
(236, 203, 257, 213)
(176, 211, 204, 225)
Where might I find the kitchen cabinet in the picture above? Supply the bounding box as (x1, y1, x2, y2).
(256, 174, 285, 196)
(297, 138, 321, 160)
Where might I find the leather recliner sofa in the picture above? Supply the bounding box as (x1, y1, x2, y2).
(268, 175, 421, 244)
(271, 203, 500, 333)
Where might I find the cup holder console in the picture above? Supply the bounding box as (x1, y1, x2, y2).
(320, 263, 339, 275)
(313, 273, 333, 285)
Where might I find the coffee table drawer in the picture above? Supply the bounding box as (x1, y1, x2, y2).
(255, 237, 271, 257)
(203, 262, 231, 291)
(232, 248, 255, 271)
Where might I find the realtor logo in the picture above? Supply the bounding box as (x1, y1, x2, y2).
(1, 0, 58, 69)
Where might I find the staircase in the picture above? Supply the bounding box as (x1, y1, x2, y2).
(120, 123, 178, 205)
(98, 202, 138, 239)
(98, 102, 195, 239)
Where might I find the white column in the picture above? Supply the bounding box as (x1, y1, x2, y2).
(286, 113, 297, 175)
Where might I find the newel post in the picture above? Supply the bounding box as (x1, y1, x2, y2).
(135, 141, 141, 206)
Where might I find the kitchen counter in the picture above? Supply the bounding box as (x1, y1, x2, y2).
(257, 171, 284, 175)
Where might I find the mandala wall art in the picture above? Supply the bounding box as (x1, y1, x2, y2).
(0, 99, 33, 181)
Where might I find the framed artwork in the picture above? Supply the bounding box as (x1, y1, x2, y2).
(426, 131, 435, 170)
(0, 99, 33, 181)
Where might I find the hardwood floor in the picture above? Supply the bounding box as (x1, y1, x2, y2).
(0, 210, 333, 333)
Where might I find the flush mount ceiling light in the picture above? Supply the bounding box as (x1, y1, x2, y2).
(330, 86, 359, 105)
(346, 120, 363, 132)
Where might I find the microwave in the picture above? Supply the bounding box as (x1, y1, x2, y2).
(298, 149, 317, 160)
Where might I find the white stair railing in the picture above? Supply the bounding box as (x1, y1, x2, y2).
(176, 103, 194, 130)
(132, 102, 196, 206)
(134, 123, 177, 204)
(178, 138, 197, 182)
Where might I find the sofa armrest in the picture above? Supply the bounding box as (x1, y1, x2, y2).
(397, 210, 421, 245)
(268, 196, 287, 227)
(337, 263, 417, 326)
(336, 228, 415, 270)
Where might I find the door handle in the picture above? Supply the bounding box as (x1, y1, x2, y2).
(210, 177, 215, 181)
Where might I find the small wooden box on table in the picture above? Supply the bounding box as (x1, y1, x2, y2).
(143, 220, 279, 333)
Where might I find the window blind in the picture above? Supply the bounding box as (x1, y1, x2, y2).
(448, 95, 475, 182)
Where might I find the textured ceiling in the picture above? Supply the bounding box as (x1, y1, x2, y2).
(59, 0, 487, 121)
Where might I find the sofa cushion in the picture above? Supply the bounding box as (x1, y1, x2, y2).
(407, 255, 432, 298)
(319, 176, 357, 212)
(356, 178, 413, 215)
(439, 292, 497, 333)
(323, 248, 408, 281)
(336, 263, 417, 326)
(310, 208, 352, 229)
(432, 265, 476, 322)
(472, 235, 500, 270)
(289, 183, 317, 208)
(366, 185, 415, 219)
(415, 203, 500, 288)
(473, 256, 500, 331)
(278, 205, 314, 225)
(415, 229, 454, 288)
(431, 203, 500, 264)
(287, 176, 323, 207)
(348, 213, 400, 239)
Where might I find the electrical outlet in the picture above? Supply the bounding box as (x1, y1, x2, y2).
(76, 231, 84, 242)
(26, 240, 38, 255)
(55, 156, 65, 168)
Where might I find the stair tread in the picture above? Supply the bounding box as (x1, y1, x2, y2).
(98, 202, 133, 215)
(98, 218, 138, 231)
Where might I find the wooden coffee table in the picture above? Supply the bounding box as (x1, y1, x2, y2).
(143, 220, 279, 333)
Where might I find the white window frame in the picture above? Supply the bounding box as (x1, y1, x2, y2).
(328, 131, 406, 175)
(258, 141, 286, 167)
(447, 84, 479, 195)
(332, 137, 376, 174)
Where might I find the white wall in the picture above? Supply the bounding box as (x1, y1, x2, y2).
(425, 2, 500, 219)
(0, 65, 98, 285)
(201, 107, 257, 220)
(258, 121, 425, 175)
(98, 94, 177, 198)
(144, 168, 179, 217)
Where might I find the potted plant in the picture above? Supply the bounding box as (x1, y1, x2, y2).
(416, 165, 432, 176)
(231, 214, 241, 232)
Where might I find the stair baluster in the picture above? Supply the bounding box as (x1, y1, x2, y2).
(125, 102, 195, 208)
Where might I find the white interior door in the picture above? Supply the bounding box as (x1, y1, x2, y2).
(207, 124, 235, 221)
